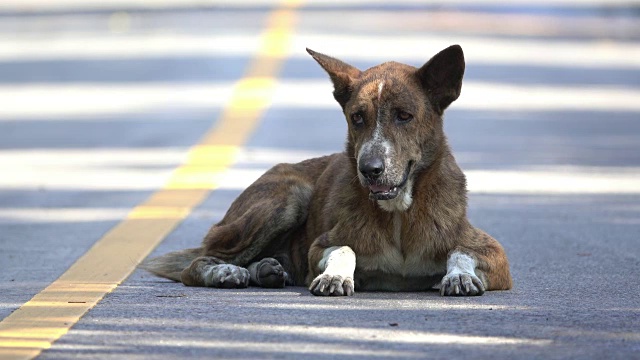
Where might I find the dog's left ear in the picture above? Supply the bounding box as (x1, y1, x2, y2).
(416, 45, 465, 114)
(307, 48, 361, 108)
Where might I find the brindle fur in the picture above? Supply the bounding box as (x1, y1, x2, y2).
(143, 45, 512, 296)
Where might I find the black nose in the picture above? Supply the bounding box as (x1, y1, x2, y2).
(359, 156, 385, 179)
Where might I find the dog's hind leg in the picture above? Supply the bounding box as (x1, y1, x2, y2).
(181, 256, 289, 289)
(247, 258, 288, 288)
(199, 160, 330, 282)
(181, 256, 250, 288)
(147, 157, 333, 287)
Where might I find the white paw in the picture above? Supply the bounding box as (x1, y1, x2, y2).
(309, 274, 354, 296)
(440, 272, 485, 296)
(204, 264, 250, 288)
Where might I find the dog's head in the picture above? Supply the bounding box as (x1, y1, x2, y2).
(308, 45, 465, 211)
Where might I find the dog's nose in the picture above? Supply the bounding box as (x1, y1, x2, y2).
(359, 157, 385, 179)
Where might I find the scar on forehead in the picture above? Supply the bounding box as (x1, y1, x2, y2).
(377, 80, 385, 102)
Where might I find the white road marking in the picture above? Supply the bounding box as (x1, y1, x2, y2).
(295, 33, 640, 69)
(0, 208, 227, 224)
(1, 148, 640, 194)
(0, 34, 262, 61)
(1, 80, 639, 120)
(1, 31, 637, 69)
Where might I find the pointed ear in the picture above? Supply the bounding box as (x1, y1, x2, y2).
(307, 48, 361, 108)
(416, 45, 465, 114)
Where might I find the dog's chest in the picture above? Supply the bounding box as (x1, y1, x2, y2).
(355, 212, 445, 278)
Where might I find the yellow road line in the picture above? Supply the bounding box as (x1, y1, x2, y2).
(0, 1, 301, 359)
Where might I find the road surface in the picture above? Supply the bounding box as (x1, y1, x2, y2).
(0, 0, 639, 359)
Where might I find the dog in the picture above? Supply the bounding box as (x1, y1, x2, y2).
(143, 45, 513, 296)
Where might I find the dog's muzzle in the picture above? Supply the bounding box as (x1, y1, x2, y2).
(364, 162, 413, 201)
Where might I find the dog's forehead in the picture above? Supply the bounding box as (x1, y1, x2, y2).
(351, 62, 419, 106)
(365, 61, 415, 75)
(357, 62, 418, 96)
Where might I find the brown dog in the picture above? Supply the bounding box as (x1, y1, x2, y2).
(143, 45, 513, 296)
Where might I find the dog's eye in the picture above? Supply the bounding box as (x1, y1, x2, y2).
(351, 113, 364, 127)
(397, 111, 413, 123)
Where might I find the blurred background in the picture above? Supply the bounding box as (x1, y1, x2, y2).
(0, 0, 639, 358)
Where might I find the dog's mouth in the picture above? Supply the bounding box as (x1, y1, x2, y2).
(367, 162, 413, 201)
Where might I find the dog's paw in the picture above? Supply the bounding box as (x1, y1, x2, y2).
(309, 274, 354, 296)
(255, 258, 287, 288)
(204, 264, 250, 289)
(440, 272, 485, 296)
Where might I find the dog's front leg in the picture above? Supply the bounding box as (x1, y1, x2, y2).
(440, 250, 485, 296)
(309, 246, 356, 296)
(440, 229, 512, 296)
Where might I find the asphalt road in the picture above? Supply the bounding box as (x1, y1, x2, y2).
(1, 1, 639, 359)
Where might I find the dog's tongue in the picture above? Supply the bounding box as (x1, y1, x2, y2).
(369, 184, 393, 193)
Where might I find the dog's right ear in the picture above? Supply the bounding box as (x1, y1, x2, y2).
(417, 44, 465, 115)
(307, 48, 361, 108)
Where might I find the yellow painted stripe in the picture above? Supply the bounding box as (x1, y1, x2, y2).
(0, 1, 301, 359)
